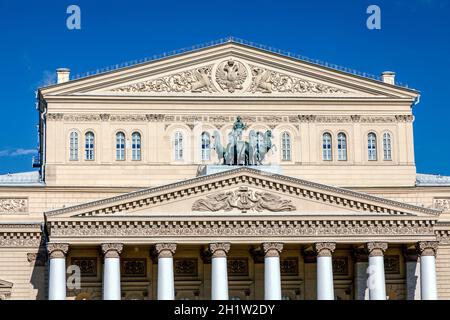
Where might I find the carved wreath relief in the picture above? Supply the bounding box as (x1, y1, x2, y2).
(192, 186, 296, 212)
(0, 198, 27, 214)
(111, 59, 348, 95)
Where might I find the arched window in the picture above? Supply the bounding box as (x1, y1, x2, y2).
(322, 133, 332, 161)
(85, 132, 95, 160)
(337, 132, 347, 161)
(69, 131, 78, 161)
(116, 132, 125, 161)
(281, 132, 291, 161)
(368, 132, 377, 161)
(174, 131, 184, 160)
(201, 132, 210, 161)
(132, 132, 141, 161)
(383, 132, 392, 161)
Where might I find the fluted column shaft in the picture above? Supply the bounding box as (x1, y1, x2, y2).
(314, 242, 336, 300)
(366, 242, 387, 300)
(102, 243, 123, 300)
(210, 243, 230, 300)
(47, 243, 69, 300)
(263, 242, 283, 300)
(155, 243, 177, 300)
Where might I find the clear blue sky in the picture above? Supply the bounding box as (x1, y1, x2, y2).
(0, 0, 449, 176)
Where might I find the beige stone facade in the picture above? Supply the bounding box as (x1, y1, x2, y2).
(1, 40, 449, 300)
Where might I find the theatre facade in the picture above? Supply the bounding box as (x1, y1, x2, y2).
(1, 39, 450, 300)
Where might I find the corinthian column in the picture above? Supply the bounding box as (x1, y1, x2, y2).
(262, 242, 283, 300)
(47, 243, 69, 300)
(366, 242, 387, 300)
(209, 243, 230, 300)
(101, 243, 123, 300)
(417, 241, 439, 300)
(155, 243, 177, 300)
(314, 242, 336, 300)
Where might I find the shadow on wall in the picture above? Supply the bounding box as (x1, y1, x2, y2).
(29, 238, 48, 300)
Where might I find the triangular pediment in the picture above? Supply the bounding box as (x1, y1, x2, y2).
(45, 167, 439, 220)
(39, 41, 418, 100)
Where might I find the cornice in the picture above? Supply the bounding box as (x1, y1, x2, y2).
(44, 167, 440, 219)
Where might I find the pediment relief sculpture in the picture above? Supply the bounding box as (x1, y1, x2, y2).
(109, 59, 348, 95)
(191, 186, 296, 212)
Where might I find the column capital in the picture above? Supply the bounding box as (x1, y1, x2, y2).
(366, 242, 388, 257)
(209, 243, 230, 258)
(155, 243, 177, 258)
(262, 242, 283, 257)
(314, 242, 336, 257)
(101, 243, 123, 258)
(47, 243, 69, 259)
(417, 241, 439, 257)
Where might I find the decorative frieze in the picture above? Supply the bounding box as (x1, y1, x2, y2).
(314, 242, 336, 257)
(45, 112, 414, 125)
(209, 242, 230, 258)
(47, 243, 69, 259)
(366, 242, 388, 257)
(227, 258, 249, 276)
(0, 198, 28, 214)
(47, 218, 436, 240)
(192, 187, 296, 212)
(71, 258, 98, 276)
(121, 258, 147, 277)
(101, 243, 123, 258)
(154, 243, 177, 258)
(417, 241, 439, 257)
(174, 259, 198, 277)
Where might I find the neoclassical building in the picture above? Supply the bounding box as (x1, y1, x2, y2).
(1, 38, 450, 300)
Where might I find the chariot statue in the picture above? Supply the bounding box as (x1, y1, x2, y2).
(212, 116, 275, 166)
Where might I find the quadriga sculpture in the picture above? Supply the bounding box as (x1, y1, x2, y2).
(211, 117, 275, 166)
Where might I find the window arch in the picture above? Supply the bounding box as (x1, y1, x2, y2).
(383, 132, 392, 161)
(174, 131, 184, 161)
(132, 132, 141, 161)
(322, 133, 332, 161)
(368, 132, 377, 161)
(116, 132, 126, 161)
(69, 131, 79, 161)
(281, 132, 292, 161)
(201, 132, 210, 161)
(85, 131, 95, 161)
(337, 132, 347, 161)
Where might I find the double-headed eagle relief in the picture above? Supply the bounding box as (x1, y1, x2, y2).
(212, 116, 275, 166)
(215, 60, 248, 93)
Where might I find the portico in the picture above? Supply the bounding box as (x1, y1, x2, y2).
(44, 167, 441, 300)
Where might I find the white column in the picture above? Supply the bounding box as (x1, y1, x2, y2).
(366, 242, 388, 300)
(417, 241, 438, 300)
(314, 242, 336, 300)
(263, 242, 283, 300)
(155, 243, 177, 300)
(47, 243, 69, 300)
(210, 243, 230, 300)
(101, 243, 123, 300)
